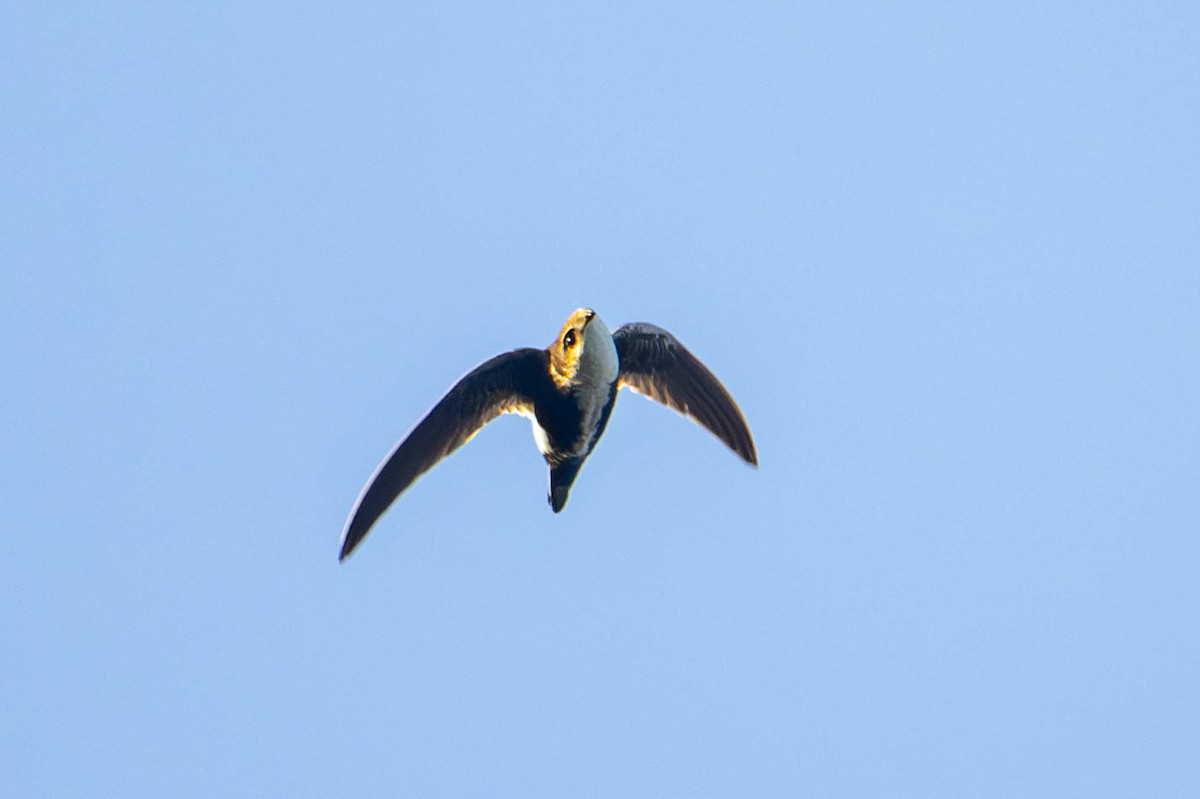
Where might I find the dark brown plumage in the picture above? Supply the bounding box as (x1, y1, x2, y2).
(339, 309, 755, 561)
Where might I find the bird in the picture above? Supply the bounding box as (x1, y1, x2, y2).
(338, 308, 757, 560)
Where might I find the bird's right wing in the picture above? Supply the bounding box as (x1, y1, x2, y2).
(339, 347, 546, 560)
(613, 323, 757, 466)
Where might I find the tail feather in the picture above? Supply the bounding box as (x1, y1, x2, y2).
(548, 458, 583, 512)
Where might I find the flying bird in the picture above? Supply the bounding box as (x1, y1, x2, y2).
(339, 308, 756, 560)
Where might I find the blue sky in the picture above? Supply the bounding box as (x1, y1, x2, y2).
(3, 2, 1198, 796)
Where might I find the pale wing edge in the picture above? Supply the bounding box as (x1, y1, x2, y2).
(338, 348, 543, 560)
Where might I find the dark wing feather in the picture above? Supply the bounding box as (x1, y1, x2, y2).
(339, 348, 546, 560)
(613, 323, 757, 465)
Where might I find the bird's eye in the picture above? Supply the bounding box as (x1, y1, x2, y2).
(563, 329, 577, 349)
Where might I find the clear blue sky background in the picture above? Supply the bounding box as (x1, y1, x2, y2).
(3, 2, 1198, 796)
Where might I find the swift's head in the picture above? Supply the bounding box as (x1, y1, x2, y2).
(548, 308, 617, 389)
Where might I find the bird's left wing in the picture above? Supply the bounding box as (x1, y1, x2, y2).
(613, 323, 757, 466)
(339, 347, 546, 560)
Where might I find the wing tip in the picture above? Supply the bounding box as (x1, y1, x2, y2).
(731, 436, 758, 467)
(337, 511, 368, 562)
(337, 530, 358, 562)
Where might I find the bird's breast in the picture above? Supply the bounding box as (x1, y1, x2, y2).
(570, 380, 618, 456)
(526, 378, 617, 465)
